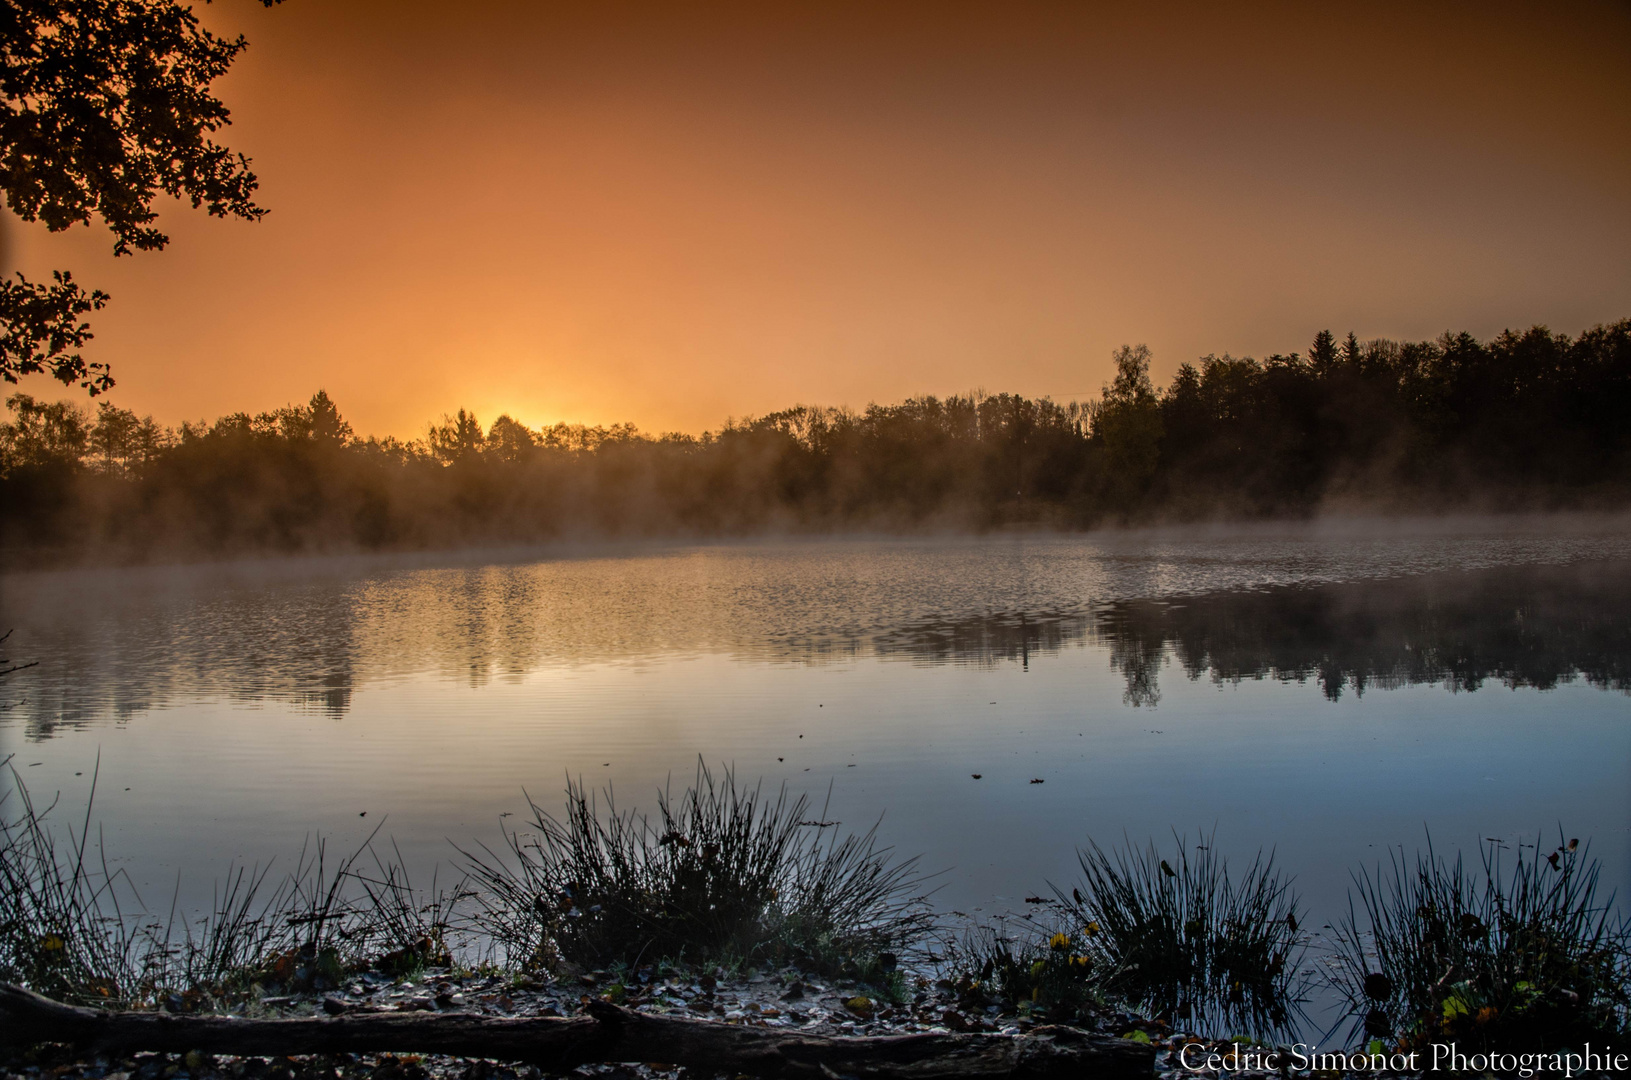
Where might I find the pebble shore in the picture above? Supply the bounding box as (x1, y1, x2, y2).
(0, 966, 1294, 1080)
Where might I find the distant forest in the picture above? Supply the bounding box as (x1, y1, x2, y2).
(3, 320, 1629, 563)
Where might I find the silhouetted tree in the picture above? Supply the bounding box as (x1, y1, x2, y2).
(1308, 328, 1338, 374)
(1091, 343, 1163, 507)
(0, 0, 280, 394)
(86, 399, 169, 474)
(0, 271, 108, 392)
(486, 414, 537, 462)
(0, 392, 87, 468)
(3, 319, 1629, 562)
(429, 409, 486, 464)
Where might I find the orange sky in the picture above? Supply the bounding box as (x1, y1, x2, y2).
(6, 0, 1630, 438)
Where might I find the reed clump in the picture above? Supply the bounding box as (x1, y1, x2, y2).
(1330, 833, 1631, 1052)
(458, 761, 932, 974)
(940, 832, 1305, 1039)
(1063, 834, 1306, 1038)
(0, 758, 463, 1008)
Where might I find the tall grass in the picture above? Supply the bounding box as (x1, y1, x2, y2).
(1328, 833, 1631, 1051)
(1059, 833, 1306, 1038)
(936, 833, 1305, 1037)
(458, 761, 932, 972)
(347, 840, 467, 976)
(0, 757, 147, 1004)
(0, 757, 464, 1007)
(11, 748, 1624, 1053)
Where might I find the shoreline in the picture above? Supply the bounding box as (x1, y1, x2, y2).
(6, 509, 1631, 579)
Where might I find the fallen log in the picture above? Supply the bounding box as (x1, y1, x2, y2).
(0, 983, 1154, 1080)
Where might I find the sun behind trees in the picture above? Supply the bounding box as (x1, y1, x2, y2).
(2, 321, 1629, 563)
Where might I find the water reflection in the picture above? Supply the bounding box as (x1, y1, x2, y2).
(865, 561, 1631, 705)
(872, 609, 1085, 667)
(3, 536, 1629, 740)
(1095, 560, 1631, 706)
(3, 537, 1629, 1015)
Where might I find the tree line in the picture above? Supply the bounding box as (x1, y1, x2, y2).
(3, 320, 1628, 562)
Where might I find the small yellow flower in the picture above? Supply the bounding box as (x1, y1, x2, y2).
(1083, 921, 1101, 937)
(1049, 932, 1071, 951)
(39, 934, 64, 953)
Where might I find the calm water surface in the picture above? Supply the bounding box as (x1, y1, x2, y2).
(3, 520, 1630, 1001)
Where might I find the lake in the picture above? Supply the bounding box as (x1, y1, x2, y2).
(3, 517, 1629, 1027)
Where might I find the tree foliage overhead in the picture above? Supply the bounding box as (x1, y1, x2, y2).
(0, 0, 278, 392)
(0, 0, 275, 253)
(0, 269, 107, 390)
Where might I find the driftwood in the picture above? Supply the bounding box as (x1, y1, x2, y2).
(0, 983, 1154, 1079)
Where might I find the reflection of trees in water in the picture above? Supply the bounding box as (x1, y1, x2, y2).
(13, 586, 359, 740)
(9, 559, 1629, 739)
(851, 561, 1631, 706)
(871, 610, 1087, 669)
(1093, 562, 1631, 705)
(1096, 611, 1169, 707)
(18, 670, 354, 742)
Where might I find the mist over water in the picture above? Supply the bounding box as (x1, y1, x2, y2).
(2, 519, 1629, 1033)
(6, 520, 1630, 726)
